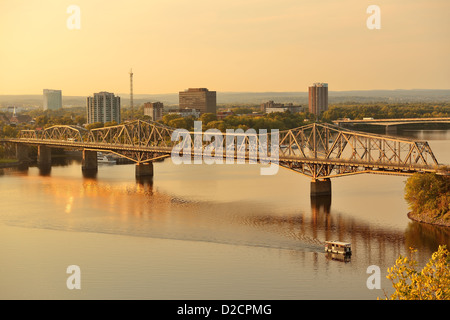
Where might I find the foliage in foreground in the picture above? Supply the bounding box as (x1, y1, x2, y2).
(383, 245, 450, 300)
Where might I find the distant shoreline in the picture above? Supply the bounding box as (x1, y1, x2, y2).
(2, 89, 450, 107)
(0, 160, 20, 168)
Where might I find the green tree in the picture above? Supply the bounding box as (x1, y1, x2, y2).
(199, 113, 217, 126)
(162, 114, 183, 126)
(104, 121, 118, 127)
(35, 115, 49, 127)
(168, 118, 188, 129)
(75, 115, 86, 126)
(85, 122, 104, 130)
(206, 120, 226, 131)
(383, 245, 450, 300)
(404, 173, 450, 223)
(2, 125, 18, 138)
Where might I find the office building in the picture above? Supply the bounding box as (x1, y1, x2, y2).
(217, 110, 234, 120)
(167, 108, 201, 118)
(308, 83, 328, 116)
(86, 92, 121, 124)
(43, 89, 62, 110)
(143, 102, 164, 121)
(261, 100, 303, 114)
(179, 88, 216, 115)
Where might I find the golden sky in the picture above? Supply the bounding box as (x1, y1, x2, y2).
(0, 0, 449, 95)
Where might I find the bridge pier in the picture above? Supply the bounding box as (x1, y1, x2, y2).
(311, 194, 331, 216)
(16, 144, 30, 170)
(136, 162, 154, 178)
(385, 125, 397, 135)
(82, 150, 98, 174)
(37, 145, 52, 167)
(310, 178, 331, 197)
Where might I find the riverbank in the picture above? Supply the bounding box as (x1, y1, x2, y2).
(0, 159, 19, 168)
(404, 172, 450, 228)
(407, 211, 450, 227)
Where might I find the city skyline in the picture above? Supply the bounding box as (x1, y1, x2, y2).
(1, 0, 449, 96)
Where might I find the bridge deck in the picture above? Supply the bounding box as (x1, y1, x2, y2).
(2, 121, 447, 179)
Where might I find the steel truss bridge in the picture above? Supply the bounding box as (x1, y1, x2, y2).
(332, 117, 450, 126)
(3, 120, 447, 195)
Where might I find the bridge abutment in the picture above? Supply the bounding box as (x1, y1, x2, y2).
(310, 178, 331, 197)
(135, 162, 154, 178)
(82, 150, 98, 173)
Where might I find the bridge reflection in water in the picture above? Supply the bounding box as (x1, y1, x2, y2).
(9, 163, 447, 262)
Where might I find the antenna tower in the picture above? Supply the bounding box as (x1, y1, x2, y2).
(129, 68, 134, 119)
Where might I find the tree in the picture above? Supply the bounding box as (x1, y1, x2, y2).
(162, 114, 182, 126)
(404, 173, 450, 222)
(35, 115, 49, 127)
(206, 120, 226, 132)
(2, 125, 18, 138)
(383, 245, 449, 300)
(168, 118, 188, 129)
(85, 122, 104, 130)
(104, 121, 118, 127)
(75, 115, 86, 126)
(199, 113, 217, 126)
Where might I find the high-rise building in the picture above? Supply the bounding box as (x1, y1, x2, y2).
(143, 102, 164, 121)
(179, 88, 216, 115)
(308, 83, 328, 116)
(43, 89, 62, 110)
(86, 92, 121, 124)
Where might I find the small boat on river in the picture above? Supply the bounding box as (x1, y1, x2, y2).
(324, 241, 352, 255)
(97, 153, 116, 164)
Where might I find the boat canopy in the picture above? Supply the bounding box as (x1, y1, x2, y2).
(325, 241, 351, 247)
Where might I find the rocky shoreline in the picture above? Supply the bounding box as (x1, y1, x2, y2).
(407, 211, 450, 228)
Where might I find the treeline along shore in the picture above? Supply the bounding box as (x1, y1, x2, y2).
(405, 172, 450, 227)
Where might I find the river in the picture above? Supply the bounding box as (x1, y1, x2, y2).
(0, 130, 449, 300)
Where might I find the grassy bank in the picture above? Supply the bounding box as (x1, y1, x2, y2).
(0, 158, 18, 164)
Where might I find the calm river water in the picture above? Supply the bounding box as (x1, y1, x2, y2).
(0, 130, 449, 300)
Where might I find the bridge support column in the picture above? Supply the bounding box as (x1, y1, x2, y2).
(37, 145, 52, 175)
(37, 145, 52, 167)
(136, 162, 153, 178)
(385, 125, 397, 135)
(16, 144, 30, 170)
(82, 150, 98, 173)
(310, 178, 331, 197)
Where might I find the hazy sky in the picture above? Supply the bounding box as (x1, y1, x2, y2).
(1, 0, 449, 95)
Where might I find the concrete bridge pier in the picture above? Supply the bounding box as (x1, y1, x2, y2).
(37, 145, 52, 167)
(311, 194, 331, 215)
(385, 125, 397, 135)
(310, 178, 331, 197)
(16, 144, 30, 170)
(37, 145, 52, 175)
(82, 150, 98, 174)
(136, 162, 154, 179)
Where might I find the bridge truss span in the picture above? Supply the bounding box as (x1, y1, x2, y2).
(277, 123, 439, 179)
(11, 121, 444, 180)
